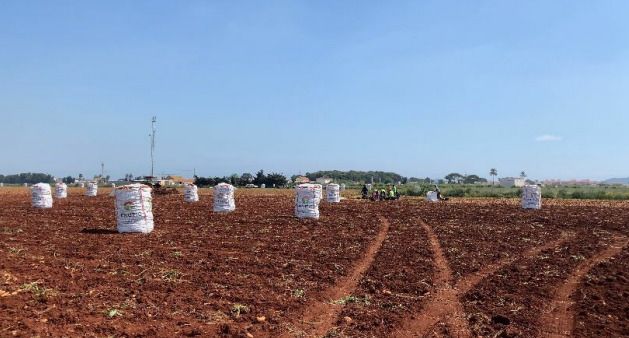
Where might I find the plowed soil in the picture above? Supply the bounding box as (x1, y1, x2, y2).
(1, 188, 627, 337)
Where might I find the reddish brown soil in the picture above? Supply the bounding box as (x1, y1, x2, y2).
(333, 203, 435, 337)
(287, 216, 390, 337)
(394, 218, 471, 338)
(541, 235, 627, 337)
(573, 246, 629, 337)
(0, 189, 628, 337)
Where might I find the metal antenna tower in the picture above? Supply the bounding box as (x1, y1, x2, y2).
(150, 116, 157, 178)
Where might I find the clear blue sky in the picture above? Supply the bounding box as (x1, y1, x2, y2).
(1, 1, 628, 181)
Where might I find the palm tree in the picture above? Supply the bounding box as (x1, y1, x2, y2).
(490, 168, 498, 185)
(520, 171, 527, 178)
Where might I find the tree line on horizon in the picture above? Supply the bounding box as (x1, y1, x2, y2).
(0, 173, 55, 184)
(0, 169, 507, 186)
(194, 170, 288, 188)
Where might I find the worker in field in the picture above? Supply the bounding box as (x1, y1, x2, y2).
(393, 184, 399, 199)
(380, 187, 387, 201)
(371, 188, 379, 201)
(434, 184, 448, 201)
(361, 184, 369, 199)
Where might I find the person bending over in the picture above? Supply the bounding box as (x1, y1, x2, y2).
(434, 184, 448, 201)
(361, 184, 369, 199)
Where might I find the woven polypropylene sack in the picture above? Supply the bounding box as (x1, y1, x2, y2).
(426, 191, 439, 202)
(184, 184, 199, 202)
(326, 184, 341, 203)
(214, 183, 235, 212)
(115, 184, 154, 233)
(55, 183, 67, 199)
(86, 182, 98, 197)
(314, 184, 322, 200)
(32, 183, 53, 208)
(295, 184, 322, 219)
(521, 185, 542, 209)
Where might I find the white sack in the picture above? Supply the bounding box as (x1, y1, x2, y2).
(326, 183, 341, 203)
(295, 184, 322, 219)
(115, 184, 154, 233)
(214, 183, 235, 213)
(521, 185, 542, 209)
(426, 191, 439, 202)
(55, 183, 68, 198)
(32, 183, 53, 208)
(86, 182, 98, 197)
(184, 184, 199, 202)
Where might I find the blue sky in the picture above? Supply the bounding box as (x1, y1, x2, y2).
(1, 1, 628, 180)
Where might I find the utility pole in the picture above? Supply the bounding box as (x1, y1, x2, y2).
(101, 162, 104, 179)
(150, 116, 157, 179)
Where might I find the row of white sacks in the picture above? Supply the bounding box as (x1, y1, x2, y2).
(31, 182, 342, 232)
(31, 182, 100, 201)
(30, 182, 221, 205)
(425, 185, 542, 209)
(116, 183, 236, 233)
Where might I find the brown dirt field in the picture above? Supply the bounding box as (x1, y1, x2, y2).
(0, 187, 627, 337)
(572, 247, 629, 338)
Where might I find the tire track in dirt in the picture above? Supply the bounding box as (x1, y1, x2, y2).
(540, 234, 628, 338)
(288, 216, 390, 337)
(456, 231, 574, 294)
(396, 224, 574, 337)
(395, 219, 471, 338)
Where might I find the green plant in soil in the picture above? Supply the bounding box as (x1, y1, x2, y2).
(231, 303, 249, 318)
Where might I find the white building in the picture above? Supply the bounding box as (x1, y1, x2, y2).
(315, 177, 333, 185)
(499, 177, 526, 187)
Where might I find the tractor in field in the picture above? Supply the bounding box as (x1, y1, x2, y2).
(135, 176, 179, 195)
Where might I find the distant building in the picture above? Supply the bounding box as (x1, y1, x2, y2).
(294, 176, 310, 184)
(499, 177, 526, 187)
(543, 179, 599, 186)
(163, 175, 194, 186)
(315, 177, 333, 185)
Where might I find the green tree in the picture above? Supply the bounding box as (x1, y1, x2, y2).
(520, 171, 527, 178)
(253, 170, 266, 186)
(303, 170, 404, 184)
(266, 173, 288, 187)
(62, 176, 76, 184)
(463, 174, 484, 184)
(0, 173, 54, 184)
(490, 168, 498, 185)
(445, 173, 464, 184)
(240, 173, 253, 183)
